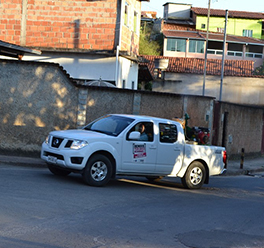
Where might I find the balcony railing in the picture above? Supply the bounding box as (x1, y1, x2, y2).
(207, 49, 223, 55)
(207, 49, 263, 59)
(245, 52, 263, 58)
(227, 51, 243, 57)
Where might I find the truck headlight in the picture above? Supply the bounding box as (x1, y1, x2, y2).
(45, 135, 51, 144)
(70, 140, 88, 150)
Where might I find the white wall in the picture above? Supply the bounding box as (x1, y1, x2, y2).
(23, 53, 139, 89)
(164, 3, 192, 20)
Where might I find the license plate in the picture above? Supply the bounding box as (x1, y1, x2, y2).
(47, 155, 57, 164)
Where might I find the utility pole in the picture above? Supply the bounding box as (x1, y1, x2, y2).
(219, 10, 228, 101)
(202, 0, 211, 96)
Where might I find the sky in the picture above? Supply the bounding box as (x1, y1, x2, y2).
(141, 0, 264, 18)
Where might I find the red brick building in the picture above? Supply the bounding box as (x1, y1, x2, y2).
(0, 0, 148, 88)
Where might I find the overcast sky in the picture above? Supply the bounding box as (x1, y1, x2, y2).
(141, 0, 264, 18)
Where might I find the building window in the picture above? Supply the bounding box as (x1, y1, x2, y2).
(122, 79, 126, 88)
(243, 30, 253, 37)
(167, 38, 186, 52)
(124, 2, 129, 26)
(133, 11, 138, 33)
(189, 40, 204, 53)
(201, 24, 206, 29)
(132, 81, 135, 90)
(217, 27, 224, 33)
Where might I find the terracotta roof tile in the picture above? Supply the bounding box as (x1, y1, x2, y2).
(191, 7, 264, 19)
(140, 55, 260, 78)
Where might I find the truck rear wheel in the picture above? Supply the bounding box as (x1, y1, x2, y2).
(82, 154, 112, 187)
(181, 161, 205, 189)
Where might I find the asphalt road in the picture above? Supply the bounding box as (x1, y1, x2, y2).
(0, 163, 264, 248)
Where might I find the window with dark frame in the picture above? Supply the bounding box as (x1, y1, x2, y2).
(159, 123, 178, 143)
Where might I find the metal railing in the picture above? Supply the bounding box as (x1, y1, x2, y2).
(207, 49, 263, 59)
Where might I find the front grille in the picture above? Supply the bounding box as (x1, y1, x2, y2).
(51, 137, 64, 148)
(44, 151, 64, 160)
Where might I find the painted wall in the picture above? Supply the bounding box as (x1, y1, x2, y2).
(163, 3, 192, 20)
(196, 16, 262, 39)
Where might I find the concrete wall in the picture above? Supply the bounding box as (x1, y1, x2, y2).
(213, 102, 263, 158)
(0, 60, 78, 155)
(80, 88, 214, 128)
(0, 59, 263, 158)
(153, 73, 264, 106)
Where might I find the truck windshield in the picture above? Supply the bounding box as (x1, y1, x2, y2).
(83, 115, 134, 136)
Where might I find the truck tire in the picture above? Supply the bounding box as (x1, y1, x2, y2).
(48, 165, 71, 176)
(181, 161, 205, 189)
(82, 154, 112, 187)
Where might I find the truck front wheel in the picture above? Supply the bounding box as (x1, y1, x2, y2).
(181, 162, 206, 189)
(82, 154, 112, 187)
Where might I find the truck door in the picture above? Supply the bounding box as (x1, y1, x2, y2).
(156, 123, 183, 174)
(121, 121, 156, 173)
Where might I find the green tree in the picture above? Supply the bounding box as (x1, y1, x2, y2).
(139, 27, 163, 56)
(253, 62, 264, 75)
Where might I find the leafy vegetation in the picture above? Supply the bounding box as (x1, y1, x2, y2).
(253, 62, 264, 75)
(139, 25, 163, 56)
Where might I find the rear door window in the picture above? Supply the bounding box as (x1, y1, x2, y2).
(159, 123, 178, 143)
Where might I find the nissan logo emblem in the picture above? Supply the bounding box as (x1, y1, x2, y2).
(53, 138, 60, 146)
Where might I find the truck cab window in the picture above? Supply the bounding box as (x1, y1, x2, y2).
(127, 122, 154, 141)
(159, 123, 177, 143)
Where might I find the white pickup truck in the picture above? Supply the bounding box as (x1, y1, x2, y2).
(41, 114, 227, 189)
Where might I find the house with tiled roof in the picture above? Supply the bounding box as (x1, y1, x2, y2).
(138, 4, 264, 105)
(161, 3, 264, 69)
(163, 3, 264, 39)
(140, 55, 264, 106)
(0, 0, 149, 89)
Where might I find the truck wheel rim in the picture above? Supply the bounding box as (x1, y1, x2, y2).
(190, 167, 203, 185)
(91, 161, 107, 181)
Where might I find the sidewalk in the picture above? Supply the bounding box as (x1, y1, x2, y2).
(225, 156, 264, 176)
(0, 154, 264, 176)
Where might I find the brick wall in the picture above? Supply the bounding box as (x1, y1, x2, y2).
(0, 0, 141, 55)
(0, 0, 118, 50)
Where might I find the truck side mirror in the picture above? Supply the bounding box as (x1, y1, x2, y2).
(128, 131, 141, 140)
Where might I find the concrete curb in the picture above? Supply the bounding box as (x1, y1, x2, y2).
(0, 155, 46, 168)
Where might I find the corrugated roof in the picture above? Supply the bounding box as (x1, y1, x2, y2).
(139, 55, 262, 78)
(0, 40, 41, 59)
(191, 7, 264, 19)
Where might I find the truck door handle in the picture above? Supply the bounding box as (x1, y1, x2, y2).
(149, 145, 157, 149)
(174, 147, 181, 151)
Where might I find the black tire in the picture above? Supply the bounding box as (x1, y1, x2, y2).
(146, 176, 164, 182)
(181, 161, 206, 189)
(48, 165, 71, 176)
(82, 154, 112, 187)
